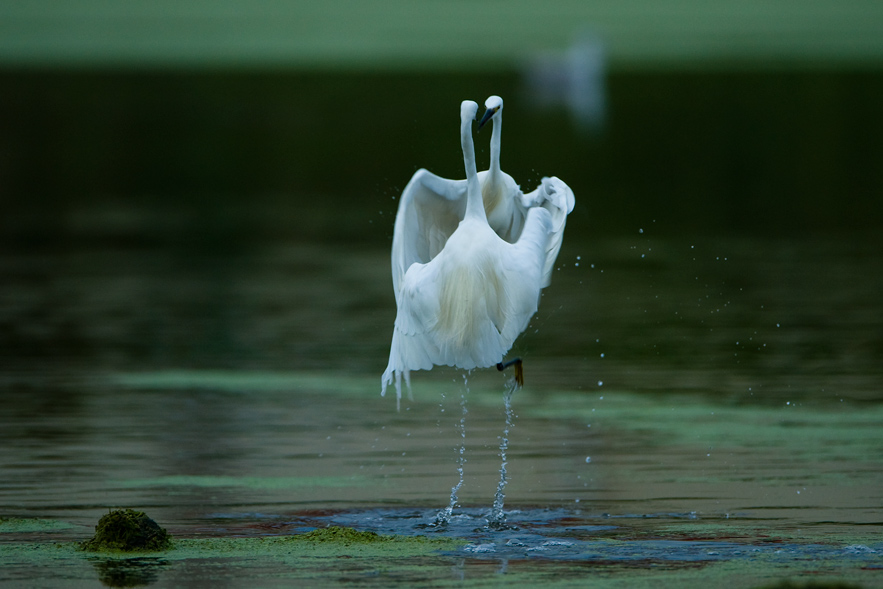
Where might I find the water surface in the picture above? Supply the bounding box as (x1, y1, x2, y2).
(1, 220, 880, 586)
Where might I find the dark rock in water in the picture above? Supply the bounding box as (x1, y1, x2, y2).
(81, 509, 173, 552)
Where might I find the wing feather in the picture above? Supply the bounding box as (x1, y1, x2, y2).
(496, 207, 554, 344)
(391, 169, 466, 293)
(521, 176, 575, 287)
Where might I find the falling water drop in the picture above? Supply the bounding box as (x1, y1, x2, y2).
(489, 380, 517, 526)
(435, 377, 469, 526)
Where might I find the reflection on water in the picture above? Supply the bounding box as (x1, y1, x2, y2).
(92, 558, 169, 588)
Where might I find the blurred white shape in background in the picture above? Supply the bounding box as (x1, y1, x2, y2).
(522, 32, 607, 134)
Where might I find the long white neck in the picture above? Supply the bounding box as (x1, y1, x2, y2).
(489, 108, 502, 182)
(460, 102, 485, 221)
(481, 103, 504, 217)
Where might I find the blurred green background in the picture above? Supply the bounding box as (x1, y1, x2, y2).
(2, 0, 883, 246)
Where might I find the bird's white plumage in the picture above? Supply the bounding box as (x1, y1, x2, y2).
(390, 169, 466, 295)
(521, 175, 575, 287)
(391, 96, 573, 296)
(382, 98, 573, 407)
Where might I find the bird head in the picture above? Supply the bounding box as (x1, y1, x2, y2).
(478, 95, 503, 130)
(461, 100, 479, 124)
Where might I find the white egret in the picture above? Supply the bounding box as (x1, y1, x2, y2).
(381, 100, 557, 408)
(389, 95, 574, 298)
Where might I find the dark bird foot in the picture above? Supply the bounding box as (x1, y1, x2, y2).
(496, 357, 523, 387)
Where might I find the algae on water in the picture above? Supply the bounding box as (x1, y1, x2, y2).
(81, 509, 173, 552)
(167, 526, 464, 560)
(0, 516, 76, 533)
(298, 526, 391, 544)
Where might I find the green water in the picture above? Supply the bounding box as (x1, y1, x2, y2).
(1, 233, 881, 586)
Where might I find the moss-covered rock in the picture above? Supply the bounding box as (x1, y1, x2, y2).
(298, 526, 391, 544)
(81, 509, 172, 552)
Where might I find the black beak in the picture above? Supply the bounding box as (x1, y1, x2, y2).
(478, 107, 497, 131)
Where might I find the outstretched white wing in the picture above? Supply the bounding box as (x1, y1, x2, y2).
(497, 206, 554, 344)
(391, 168, 467, 294)
(520, 176, 575, 287)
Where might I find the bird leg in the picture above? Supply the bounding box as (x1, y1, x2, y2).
(496, 357, 523, 387)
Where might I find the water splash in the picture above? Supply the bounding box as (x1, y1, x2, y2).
(488, 378, 517, 527)
(434, 376, 469, 526)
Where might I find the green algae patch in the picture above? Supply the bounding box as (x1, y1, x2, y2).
(0, 533, 877, 588)
(289, 526, 464, 554)
(171, 526, 463, 559)
(758, 582, 864, 589)
(110, 370, 378, 398)
(0, 516, 76, 533)
(298, 525, 391, 544)
(80, 509, 173, 553)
